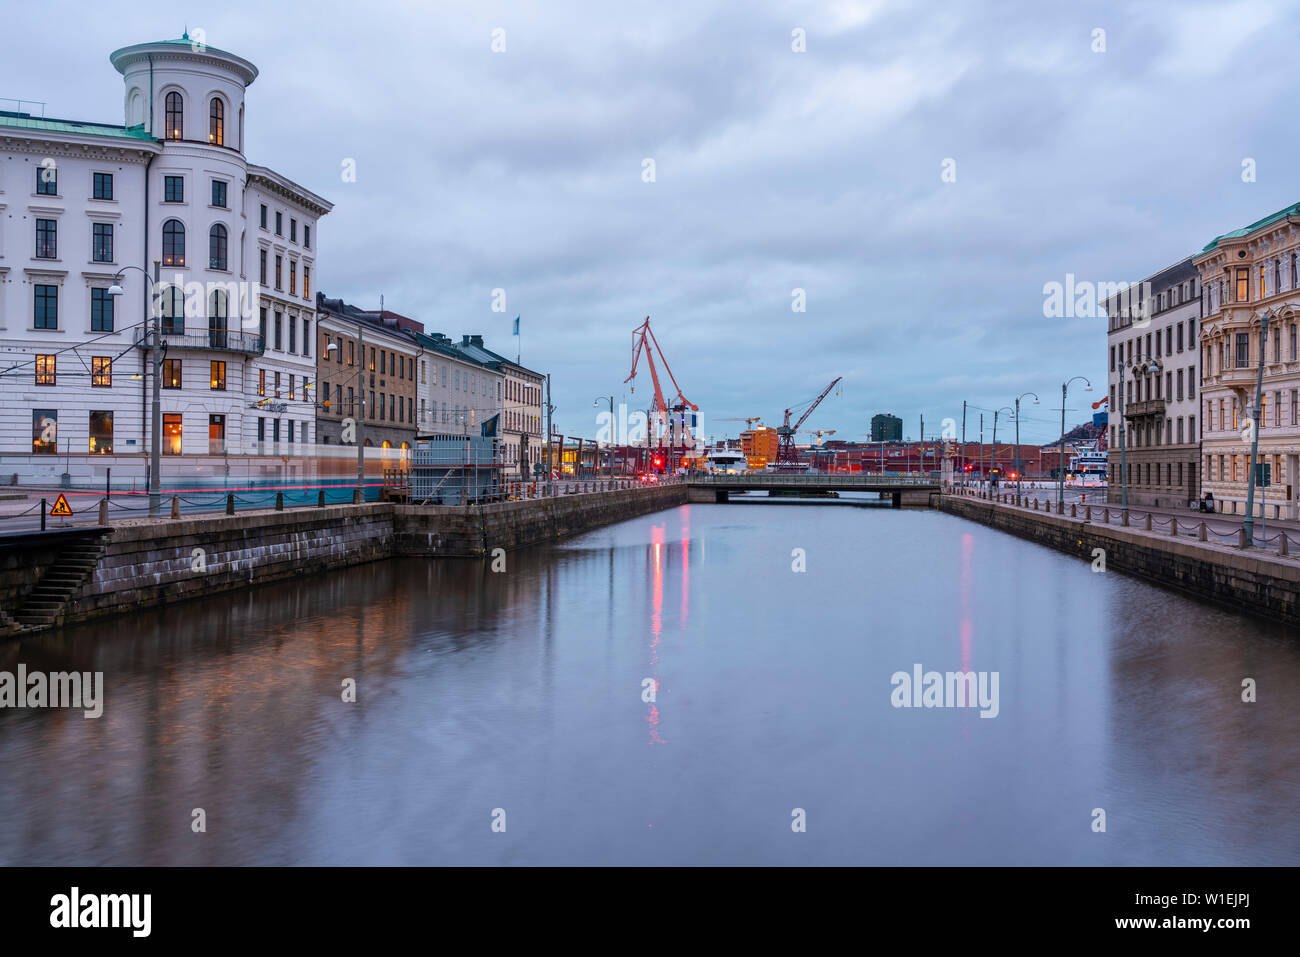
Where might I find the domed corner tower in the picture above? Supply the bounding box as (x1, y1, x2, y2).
(110, 33, 259, 152)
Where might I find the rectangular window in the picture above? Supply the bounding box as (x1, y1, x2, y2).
(260, 205, 268, 228)
(275, 211, 283, 235)
(259, 368, 266, 397)
(347, 387, 355, 414)
(92, 222, 114, 262)
(304, 224, 311, 248)
(35, 354, 56, 386)
(288, 315, 297, 353)
(32, 410, 57, 454)
(258, 417, 265, 443)
(1293, 390, 1299, 427)
(90, 287, 114, 331)
(35, 218, 57, 258)
(274, 312, 283, 350)
(260, 249, 268, 285)
(211, 180, 227, 208)
(289, 261, 296, 296)
(302, 319, 310, 357)
(210, 360, 226, 390)
(1236, 332, 1250, 368)
(1292, 324, 1298, 361)
(274, 371, 281, 397)
(36, 166, 56, 195)
(163, 358, 182, 388)
(201, 412, 224, 455)
(1275, 390, 1282, 427)
(91, 356, 112, 387)
(258, 306, 267, 344)
(290, 218, 297, 242)
(289, 375, 296, 400)
(275, 255, 282, 290)
(1176, 369, 1183, 401)
(303, 266, 310, 299)
(164, 175, 184, 203)
(1188, 367, 1195, 399)
(163, 413, 183, 455)
(369, 348, 375, 372)
(288, 421, 295, 445)
(273, 419, 281, 443)
(89, 411, 113, 454)
(93, 172, 113, 200)
(369, 391, 375, 419)
(1236, 267, 1249, 303)
(348, 341, 355, 365)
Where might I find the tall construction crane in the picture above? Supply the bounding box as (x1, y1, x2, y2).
(715, 417, 763, 430)
(625, 317, 697, 454)
(776, 377, 842, 469)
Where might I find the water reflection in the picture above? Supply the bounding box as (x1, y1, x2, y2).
(1, 504, 1296, 865)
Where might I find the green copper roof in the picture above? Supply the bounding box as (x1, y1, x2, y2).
(0, 111, 156, 142)
(1202, 201, 1300, 252)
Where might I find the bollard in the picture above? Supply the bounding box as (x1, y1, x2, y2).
(1281, 534, 1290, 557)
(317, 489, 326, 508)
(99, 498, 108, 525)
(1121, 509, 1129, 527)
(1032, 499, 1038, 510)
(1198, 521, 1207, 542)
(1057, 501, 1064, 515)
(275, 491, 284, 511)
(1169, 516, 1177, 537)
(1085, 505, 1092, 522)
(1070, 504, 1076, 518)
(170, 496, 180, 519)
(353, 488, 363, 504)
(1144, 513, 1152, 532)
(226, 493, 235, 515)
(1238, 528, 1247, 548)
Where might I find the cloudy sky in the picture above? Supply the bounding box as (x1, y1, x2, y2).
(8, 0, 1300, 443)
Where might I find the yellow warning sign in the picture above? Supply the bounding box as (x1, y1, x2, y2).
(50, 494, 73, 516)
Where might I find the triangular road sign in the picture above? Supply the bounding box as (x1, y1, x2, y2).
(50, 493, 73, 516)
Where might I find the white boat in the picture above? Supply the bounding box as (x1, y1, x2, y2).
(707, 449, 748, 473)
(1069, 442, 1108, 477)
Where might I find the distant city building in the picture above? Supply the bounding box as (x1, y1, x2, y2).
(870, 413, 902, 442)
(740, 425, 779, 467)
(1195, 204, 1300, 519)
(1104, 258, 1201, 507)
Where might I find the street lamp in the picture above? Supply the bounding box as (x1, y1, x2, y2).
(1013, 392, 1039, 504)
(1058, 376, 1093, 510)
(1243, 310, 1273, 546)
(594, 395, 615, 477)
(991, 406, 1013, 491)
(108, 263, 162, 517)
(1115, 356, 1158, 516)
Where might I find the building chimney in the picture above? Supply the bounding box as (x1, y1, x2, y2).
(470, 334, 484, 347)
(462, 335, 471, 346)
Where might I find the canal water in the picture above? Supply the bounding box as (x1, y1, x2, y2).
(2, 500, 1297, 865)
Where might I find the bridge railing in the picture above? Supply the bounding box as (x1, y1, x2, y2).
(687, 473, 939, 486)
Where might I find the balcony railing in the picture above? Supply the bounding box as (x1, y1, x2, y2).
(1125, 398, 1167, 418)
(135, 327, 266, 356)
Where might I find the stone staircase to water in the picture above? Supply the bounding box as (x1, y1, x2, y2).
(12, 536, 109, 631)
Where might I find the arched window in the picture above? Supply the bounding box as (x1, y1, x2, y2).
(209, 223, 228, 270)
(165, 91, 183, 140)
(208, 289, 227, 348)
(157, 283, 185, 334)
(209, 97, 224, 145)
(162, 219, 185, 266)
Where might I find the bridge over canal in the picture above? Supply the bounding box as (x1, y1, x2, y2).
(685, 474, 941, 506)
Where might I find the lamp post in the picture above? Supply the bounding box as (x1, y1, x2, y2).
(594, 395, 615, 477)
(108, 263, 162, 516)
(991, 406, 1012, 490)
(1058, 376, 1093, 510)
(1013, 392, 1039, 504)
(1243, 310, 1272, 546)
(1116, 356, 1158, 516)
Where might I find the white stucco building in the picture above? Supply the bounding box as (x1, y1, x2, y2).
(0, 34, 330, 488)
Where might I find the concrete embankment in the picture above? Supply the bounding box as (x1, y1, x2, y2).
(938, 494, 1300, 626)
(2, 484, 688, 635)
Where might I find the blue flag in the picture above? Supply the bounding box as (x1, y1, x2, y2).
(482, 414, 500, 437)
(513, 316, 520, 335)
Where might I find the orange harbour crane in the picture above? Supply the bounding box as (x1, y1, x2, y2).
(776, 377, 842, 468)
(625, 316, 697, 463)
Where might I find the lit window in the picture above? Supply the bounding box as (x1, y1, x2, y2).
(209, 98, 224, 145)
(210, 360, 226, 390)
(35, 354, 56, 386)
(32, 410, 57, 454)
(91, 356, 112, 387)
(165, 91, 184, 140)
(162, 219, 186, 266)
(89, 411, 113, 454)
